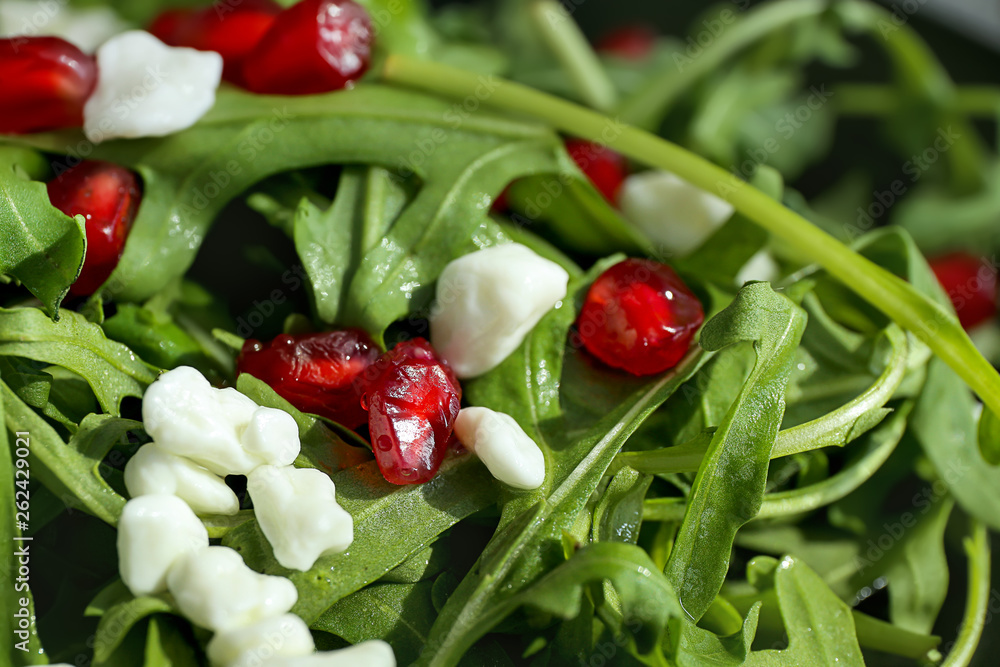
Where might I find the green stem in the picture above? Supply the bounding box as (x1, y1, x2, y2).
(835, 84, 1000, 117)
(529, 0, 618, 112)
(942, 520, 991, 667)
(381, 55, 1000, 420)
(613, 0, 829, 129)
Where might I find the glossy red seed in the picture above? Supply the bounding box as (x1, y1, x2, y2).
(565, 139, 628, 203)
(0, 36, 97, 134)
(237, 329, 381, 428)
(241, 0, 373, 95)
(577, 259, 704, 375)
(596, 25, 658, 60)
(363, 338, 461, 485)
(930, 252, 997, 330)
(149, 1, 281, 84)
(47, 161, 141, 296)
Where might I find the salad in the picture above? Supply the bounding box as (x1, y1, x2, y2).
(2, 0, 1000, 665)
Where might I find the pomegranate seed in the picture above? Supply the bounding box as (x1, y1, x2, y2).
(596, 25, 658, 60)
(148, 1, 281, 84)
(930, 252, 997, 329)
(47, 161, 141, 296)
(0, 36, 97, 134)
(576, 259, 704, 375)
(241, 0, 373, 95)
(237, 329, 381, 429)
(566, 139, 628, 203)
(362, 339, 461, 485)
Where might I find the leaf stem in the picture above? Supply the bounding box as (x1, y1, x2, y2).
(835, 84, 1000, 117)
(942, 520, 991, 667)
(528, 0, 618, 112)
(381, 55, 1000, 420)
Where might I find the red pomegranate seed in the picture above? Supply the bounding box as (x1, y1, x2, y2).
(930, 252, 997, 329)
(237, 329, 381, 429)
(566, 139, 628, 203)
(576, 259, 704, 375)
(47, 161, 141, 297)
(241, 0, 373, 95)
(0, 37, 97, 134)
(362, 338, 461, 485)
(596, 25, 658, 60)
(148, 1, 281, 84)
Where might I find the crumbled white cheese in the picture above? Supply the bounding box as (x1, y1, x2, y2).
(0, 1, 130, 51)
(260, 641, 396, 667)
(117, 494, 208, 596)
(734, 250, 779, 286)
(454, 407, 545, 490)
(167, 546, 298, 633)
(618, 170, 735, 257)
(430, 243, 569, 379)
(142, 366, 300, 476)
(124, 443, 240, 516)
(83, 31, 222, 143)
(207, 613, 315, 667)
(247, 466, 353, 572)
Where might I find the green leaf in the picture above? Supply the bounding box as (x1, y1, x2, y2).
(671, 604, 760, 667)
(912, 358, 1000, 531)
(294, 165, 412, 325)
(0, 147, 86, 318)
(1, 385, 128, 526)
(591, 466, 652, 545)
(101, 303, 214, 376)
(665, 283, 806, 621)
(223, 456, 498, 624)
(143, 615, 199, 667)
(93, 595, 176, 664)
(0, 308, 157, 415)
(419, 264, 708, 666)
(743, 556, 864, 666)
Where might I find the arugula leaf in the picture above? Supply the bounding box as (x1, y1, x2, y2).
(93, 595, 176, 664)
(143, 615, 200, 667)
(743, 556, 864, 666)
(0, 308, 157, 415)
(670, 605, 760, 667)
(665, 282, 806, 622)
(591, 466, 651, 545)
(101, 304, 215, 377)
(0, 146, 86, 318)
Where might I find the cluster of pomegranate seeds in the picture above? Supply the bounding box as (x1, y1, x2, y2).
(149, 0, 281, 85)
(929, 252, 998, 330)
(565, 139, 628, 203)
(0, 36, 97, 134)
(47, 161, 142, 296)
(595, 25, 658, 60)
(237, 329, 381, 429)
(240, 0, 374, 95)
(362, 338, 462, 485)
(577, 259, 704, 376)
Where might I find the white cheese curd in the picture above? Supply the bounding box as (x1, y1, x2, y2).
(260, 641, 396, 667)
(618, 170, 735, 257)
(83, 31, 222, 143)
(142, 366, 300, 476)
(734, 250, 780, 287)
(430, 243, 569, 379)
(124, 443, 240, 516)
(117, 494, 208, 597)
(207, 614, 315, 667)
(167, 546, 298, 633)
(0, 2, 130, 51)
(454, 407, 545, 490)
(247, 466, 353, 571)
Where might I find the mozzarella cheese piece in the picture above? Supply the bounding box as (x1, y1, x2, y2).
(734, 250, 779, 286)
(207, 614, 315, 667)
(454, 407, 545, 490)
(124, 443, 240, 516)
(83, 31, 222, 143)
(247, 466, 353, 571)
(142, 366, 300, 476)
(260, 641, 396, 667)
(0, 2, 130, 51)
(117, 494, 208, 596)
(618, 170, 735, 257)
(430, 243, 569, 379)
(167, 546, 298, 633)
